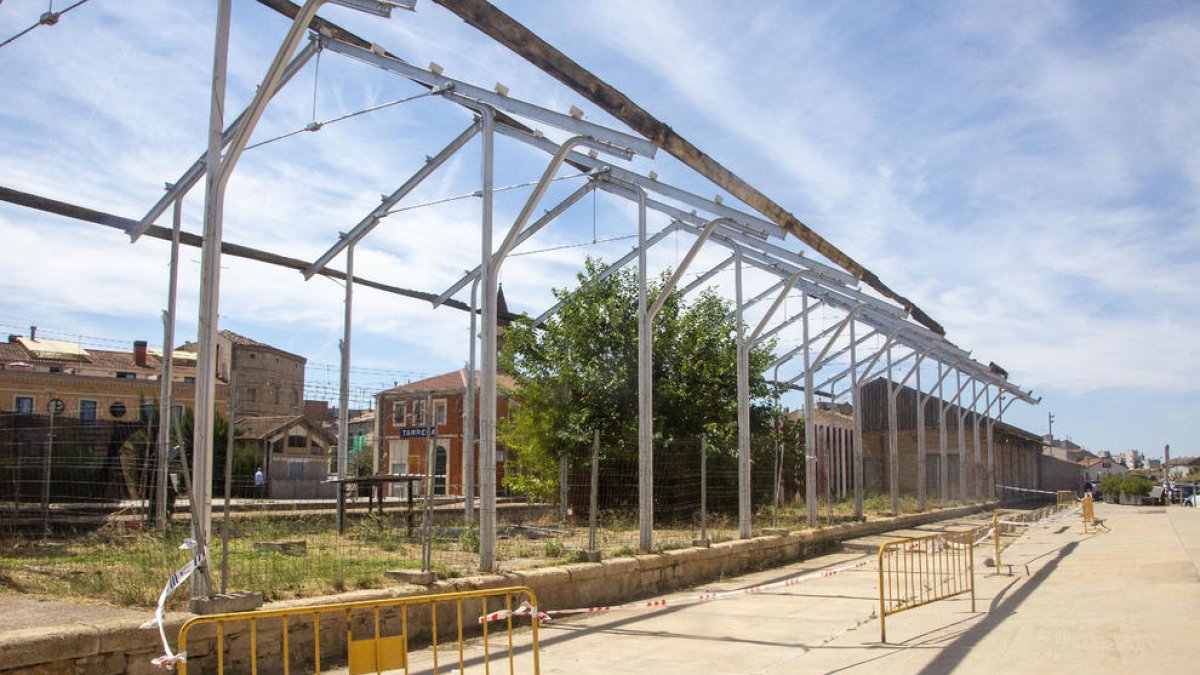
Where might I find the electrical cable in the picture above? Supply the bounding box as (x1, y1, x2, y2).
(244, 89, 437, 151)
(381, 171, 589, 216)
(0, 0, 90, 49)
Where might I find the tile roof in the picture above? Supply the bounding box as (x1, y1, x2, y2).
(219, 330, 303, 361)
(235, 414, 335, 444)
(380, 368, 517, 395)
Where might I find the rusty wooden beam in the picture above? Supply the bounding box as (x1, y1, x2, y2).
(429, 0, 944, 336)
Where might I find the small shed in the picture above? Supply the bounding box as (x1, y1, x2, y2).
(236, 415, 336, 499)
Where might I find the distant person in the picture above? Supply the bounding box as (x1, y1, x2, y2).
(254, 467, 265, 499)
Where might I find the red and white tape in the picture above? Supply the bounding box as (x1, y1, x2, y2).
(481, 557, 876, 624)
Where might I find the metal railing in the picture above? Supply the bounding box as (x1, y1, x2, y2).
(1082, 494, 1096, 533)
(878, 530, 976, 643)
(178, 586, 540, 674)
(1056, 490, 1076, 507)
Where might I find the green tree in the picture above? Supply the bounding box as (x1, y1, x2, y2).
(498, 257, 777, 501)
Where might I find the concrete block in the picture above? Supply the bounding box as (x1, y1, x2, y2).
(0, 625, 98, 671)
(384, 569, 438, 585)
(253, 540, 307, 555)
(190, 590, 265, 615)
(561, 561, 605, 583)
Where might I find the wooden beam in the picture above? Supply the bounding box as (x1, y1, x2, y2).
(0, 185, 518, 321)
(429, 0, 944, 336)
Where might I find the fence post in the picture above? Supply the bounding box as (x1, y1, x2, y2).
(559, 454, 569, 521)
(992, 513, 1001, 570)
(588, 430, 599, 553)
(694, 435, 709, 547)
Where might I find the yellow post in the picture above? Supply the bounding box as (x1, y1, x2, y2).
(1082, 494, 1094, 533)
(993, 513, 1001, 569)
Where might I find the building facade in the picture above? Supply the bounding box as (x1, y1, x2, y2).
(374, 369, 514, 497)
(183, 330, 305, 418)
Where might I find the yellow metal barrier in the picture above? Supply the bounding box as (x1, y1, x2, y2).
(878, 530, 976, 643)
(178, 586, 540, 675)
(1082, 494, 1095, 533)
(1056, 490, 1076, 507)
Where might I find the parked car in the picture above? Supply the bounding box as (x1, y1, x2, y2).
(1185, 493, 1199, 508)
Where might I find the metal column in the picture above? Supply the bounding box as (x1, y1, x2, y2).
(464, 277, 478, 524)
(156, 196, 183, 532)
(850, 319, 864, 518)
(190, 0, 231, 598)
(639, 217, 727, 550)
(477, 107, 497, 571)
(734, 248, 750, 538)
(336, 242, 353, 534)
(885, 345, 898, 514)
(802, 289, 816, 527)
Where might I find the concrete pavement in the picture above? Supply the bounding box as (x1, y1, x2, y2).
(401, 502, 1199, 674)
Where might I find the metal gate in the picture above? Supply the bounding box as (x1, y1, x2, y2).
(177, 586, 540, 674)
(878, 530, 976, 642)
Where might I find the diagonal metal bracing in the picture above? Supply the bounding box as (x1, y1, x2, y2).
(678, 254, 735, 297)
(433, 180, 597, 307)
(318, 35, 658, 160)
(429, 0, 954, 334)
(533, 221, 682, 326)
(760, 300, 827, 353)
(305, 122, 480, 278)
(130, 38, 322, 242)
(498, 123, 785, 240)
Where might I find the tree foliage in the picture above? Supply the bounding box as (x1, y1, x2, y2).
(498, 258, 778, 497)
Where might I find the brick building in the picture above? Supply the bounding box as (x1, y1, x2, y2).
(374, 369, 515, 497)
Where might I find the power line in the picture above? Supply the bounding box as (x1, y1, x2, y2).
(0, 0, 91, 50)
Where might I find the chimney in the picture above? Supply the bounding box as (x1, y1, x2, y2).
(30, 325, 36, 340)
(133, 340, 148, 367)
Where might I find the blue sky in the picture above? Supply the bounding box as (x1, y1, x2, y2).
(0, 1, 1196, 460)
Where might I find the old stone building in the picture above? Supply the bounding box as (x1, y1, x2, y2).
(183, 330, 305, 418)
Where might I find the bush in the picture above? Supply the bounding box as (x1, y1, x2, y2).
(1120, 474, 1154, 497)
(1099, 473, 1154, 497)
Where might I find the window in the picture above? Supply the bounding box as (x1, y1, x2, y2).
(245, 388, 257, 403)
(392, 401, 406, 426)
(116, 372, 135, 380)
(183, 376, 195, 384)
(48, 366, 62, 373)
(109, 401, 127, 418)
(287, 433, 307, 449)
(272, 386, 280, 405)
(171, 405, 183, 424)
(80, 400, 97, 423)
(433, 399, 447, 426)
(15, 396, 33, 415)
(412, 400, 427, 426)
(291, 389, 299, 406)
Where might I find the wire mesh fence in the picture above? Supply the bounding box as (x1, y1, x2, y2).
(2, 411, 949, 611)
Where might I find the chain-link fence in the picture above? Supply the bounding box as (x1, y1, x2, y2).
(2, 412, 945, 610)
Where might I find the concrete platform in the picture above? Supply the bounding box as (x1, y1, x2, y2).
(392, 502, 1199, 674)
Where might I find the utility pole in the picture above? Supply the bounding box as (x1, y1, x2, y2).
(1047, 412, 1055, 444)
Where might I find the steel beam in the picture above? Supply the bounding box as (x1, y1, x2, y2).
(306, 122, 479, 278)
(319, 35, 657, 159)
(131, 39, 320, 241)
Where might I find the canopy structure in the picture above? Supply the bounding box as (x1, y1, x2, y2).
(0, 0, 1039, 593)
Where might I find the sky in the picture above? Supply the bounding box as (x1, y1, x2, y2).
(0, 1, 1197, 460)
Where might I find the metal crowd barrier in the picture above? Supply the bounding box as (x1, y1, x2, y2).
(1081, 494, 1096, 533)
(178, 586, 540, 674)
(878, 530, 976, 643)
(1056, 490, 1076, 507)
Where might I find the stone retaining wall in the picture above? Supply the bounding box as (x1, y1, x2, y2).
(0, 502, 994, 674)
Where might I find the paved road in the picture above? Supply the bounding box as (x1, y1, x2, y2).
(400, 502, 1199, 674)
